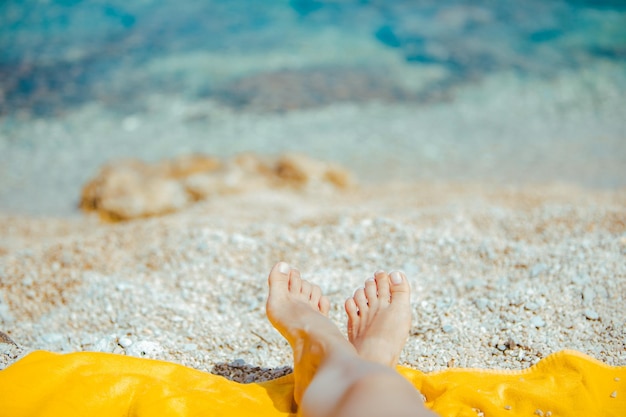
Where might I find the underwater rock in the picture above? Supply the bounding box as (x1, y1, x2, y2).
(80, 153, 355, 221)
(215, 68, 412, 112)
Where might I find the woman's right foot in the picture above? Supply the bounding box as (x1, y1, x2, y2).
(345, 270, 412, 367)
(266, 262, 355, 405)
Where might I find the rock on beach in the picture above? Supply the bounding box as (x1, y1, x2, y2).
(80, 153, 354, 221)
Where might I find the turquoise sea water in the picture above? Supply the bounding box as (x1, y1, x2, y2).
(0, 1, 625, 214)
(2, 0, 626, 115)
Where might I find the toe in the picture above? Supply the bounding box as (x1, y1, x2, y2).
(310, 284, 322, 305)
(389, 271, 410, 303)
(289, 269, 302, 294)
(345, 297, 359, 340)
(300, 280, 312, 300)
(345, 297, 358, 320)
(374, 270, 391, 304)
(364, 277, 378, 308)
(319, 295, 330, 316)
(268, 262, 290, 293)
(354, 287, 368, 314)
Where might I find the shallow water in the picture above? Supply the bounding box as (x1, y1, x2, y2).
(0, 0, 625, 215)
(2, 0, 626, 114)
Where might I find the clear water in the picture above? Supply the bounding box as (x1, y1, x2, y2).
(0, 1, 625, 215)
(2, 0, 625, 114)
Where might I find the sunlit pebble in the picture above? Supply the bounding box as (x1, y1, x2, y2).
(442, 325, 456, 333)
(584, 309, 600, 320)
(118, 337, 132, 348)
(610, 390, 617, 398)
(126, 341, 163, 358)
(524, 301, 540, 311)
(582, 287, 595, 303)
(530, 316, 545, 328)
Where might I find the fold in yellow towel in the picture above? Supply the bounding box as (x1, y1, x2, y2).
(0, 349, 623, 416)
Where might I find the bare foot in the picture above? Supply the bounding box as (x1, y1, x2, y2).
(266, 262, 355, 404)
(344, 270, 412, 367)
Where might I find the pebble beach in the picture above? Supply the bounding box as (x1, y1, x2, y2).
(1, 0, 626, 385)
(1, 182, 625, 382)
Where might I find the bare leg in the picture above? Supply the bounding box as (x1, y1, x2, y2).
(266, 263, 435, 417)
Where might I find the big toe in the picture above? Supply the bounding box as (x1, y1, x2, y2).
(389, 271, 410, 303)
(268, 262, 291, 295)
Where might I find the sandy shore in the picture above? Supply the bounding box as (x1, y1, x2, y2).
(1, 182, 624, 381)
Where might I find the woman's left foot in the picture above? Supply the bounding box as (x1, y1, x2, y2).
(344, 270, 412, 367)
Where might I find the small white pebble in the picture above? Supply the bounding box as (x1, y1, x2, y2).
(615, 377, 620, 382)
(442, 324, 456, 333)
(610, 391, 617, 398)
(545, 412, 552, 417)
(584, 309, 600, 320)
(183, 343, 198, 351)
(126, 341, 162, 358)
(534, 409, 544, 416)
(530, 316, 546, 328)
(504, 405, 512, 410)
(118, 337, 132, 348)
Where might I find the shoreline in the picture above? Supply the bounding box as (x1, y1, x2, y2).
(2, 60, 626, 216)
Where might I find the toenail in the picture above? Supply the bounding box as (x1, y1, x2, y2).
(278, 262, 290, 274)
(366, 277, 375, 283)
(374, 270, 385, 276)
(353, 287, 364, 296)
(390, 271, 403, 284)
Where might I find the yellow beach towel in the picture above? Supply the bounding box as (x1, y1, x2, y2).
(0, 350, 623, 417)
